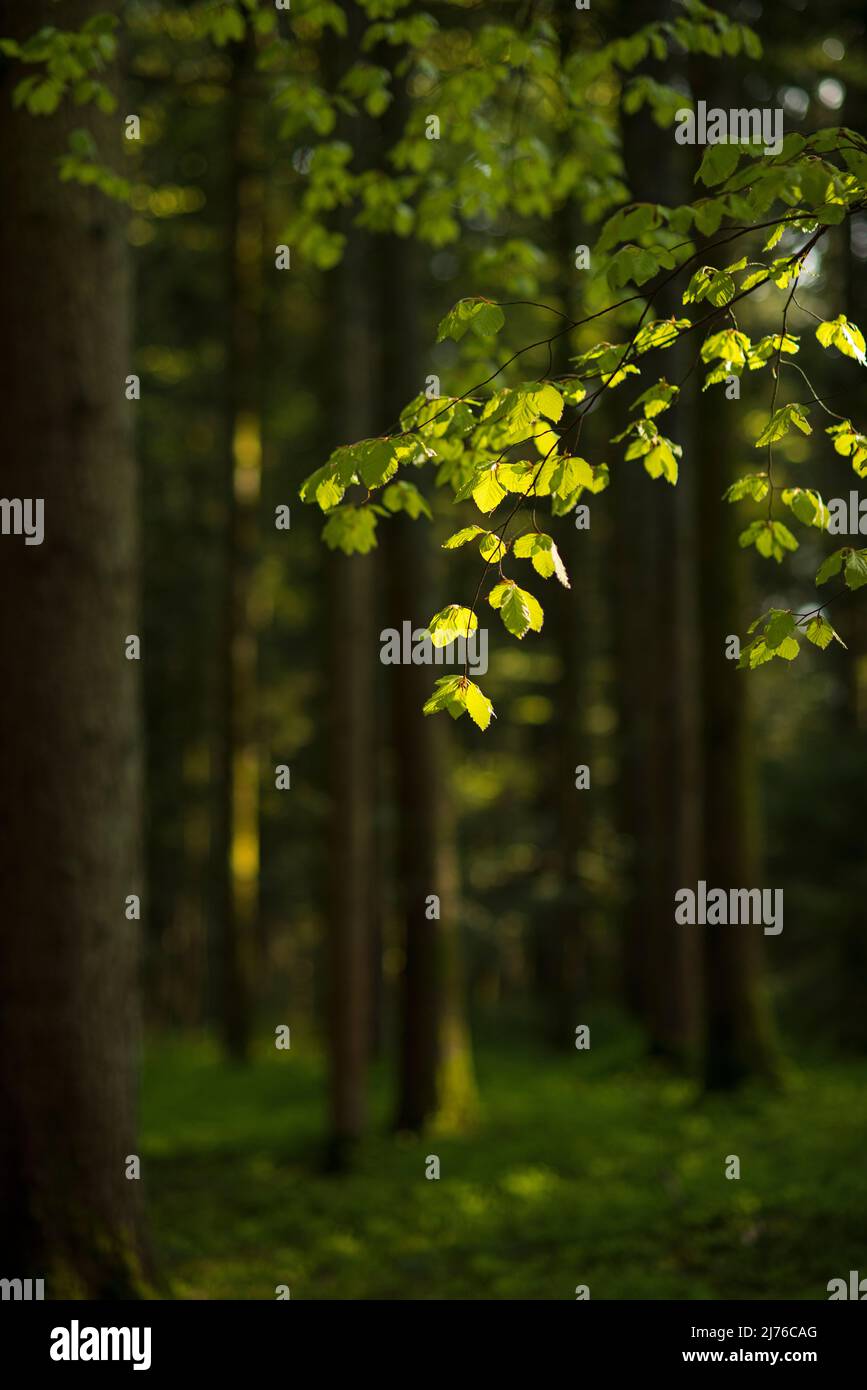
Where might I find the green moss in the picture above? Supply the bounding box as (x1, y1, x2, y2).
(139, 1028, 867, 1300)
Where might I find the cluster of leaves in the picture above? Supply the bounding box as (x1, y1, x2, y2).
(267, 0, 767, 272)
(7, 0, 867, 727)
(300, 108, 867, 722)
(0, 13, 118, 116)
(738, 607, 847, 670)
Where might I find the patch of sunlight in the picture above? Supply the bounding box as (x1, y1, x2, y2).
(511, 694, 552, 725)
(683, 1113, 713, 1139)
(231, 827, 258, 882)
(660, 1080, 693, 1107)
(451, 1183, 489, 1219)
(434, 1026, 480, 1134)
(733, 1191, 762, 1215)
(676, 1150, 707, 1179)
(233, 412, 262, 476)
(500, 1165, 559, 1199)
(323, 1233, 363, 1259)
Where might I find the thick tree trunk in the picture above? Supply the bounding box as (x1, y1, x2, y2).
(696, 364, 779, 1089)
(690, 60, 778, 1090)
(0, 0, 149, 1295)
(618, 6, 697, 1058)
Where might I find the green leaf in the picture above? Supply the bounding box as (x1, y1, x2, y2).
(643, 442, 677, 484)
(436, 297, 506, 344)
(428, 604, 478, 647)
(533, 382, 565, 423)
(497, 459, 557, 496)
(816, 315, 867, 365)
(630, 379, 679, 419)
(442, 525, 484, 549)
(488, 581, 543, 638)
(764, 610, 795, 650)
(479, 531, 507, 563)
(844, 549, 867, 590)
(513, 532, 570, 587)
(423, 675, 495, 729)
(463, 679, 495, 730)
(357, 439, 402, 489)
(606, 243, 659, 291)
(299, 463, 345, 510)
(816, 549, 845, 584)
(747, 332, 799, 369)
(595, 201, 662, 254)
(724, 473, 769, 503)
(739, 518, 797, 562)
(69, 127, 98, 159)
(772, 520, 798, 554)
(683, 265, 735, 308)
(755, 403, 811, 447)
(701, 329, 751, 367)
(559, 378, 587, 405)
(321, 506, 378, 555)
(471, 468, 507, 514)
(382, 480, 432, 519)
(805, 615, 845, 650)
(697, 142, 742, 187)
(211, 7, 245, 45)
(826, 421, 867, 476)
(422, 675, 464, 716)
(781, 487, 828, 529)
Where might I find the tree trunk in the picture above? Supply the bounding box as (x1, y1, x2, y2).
(379, 116, 476, 1134)
(324, 1, 377, 1162)
(690, 59, 779, 1089)
(0, 0, 150, 1295)
(212, 35, 263, 1064)
(618, 6, 697, 1059)
(696, 355, 779, 1088)
(534, 201, 590, 1047)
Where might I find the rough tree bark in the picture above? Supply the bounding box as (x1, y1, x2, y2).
(0, 0, 150, 1295)
(696, 378, 779, 1088)
(618, 1, 698, 1059)
(691, 58, 779, 1089)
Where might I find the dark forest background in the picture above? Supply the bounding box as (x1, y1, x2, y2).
(1, 0, 866, 1300)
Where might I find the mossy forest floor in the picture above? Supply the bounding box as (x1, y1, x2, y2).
(141, 1022, 866, 1299)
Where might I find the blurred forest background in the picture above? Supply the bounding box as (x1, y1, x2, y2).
(1, 0, 866, 1300)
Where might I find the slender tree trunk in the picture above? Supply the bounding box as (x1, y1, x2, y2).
(534, 201, 590, 1046)
(613, 462, 656, 1020)
(0, 0, 150, 1295)
(324, 0, 377, 1162)
(213, 36, 262, 1063)
(379, 108, 476, 1134)
(325, 320, 375, 1156)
